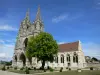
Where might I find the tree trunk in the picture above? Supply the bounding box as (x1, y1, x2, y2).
(42, 60, 45, 70)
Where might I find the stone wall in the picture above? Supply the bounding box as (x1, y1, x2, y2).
(87, 63, 100, 68)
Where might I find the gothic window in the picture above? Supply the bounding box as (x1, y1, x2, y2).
(76, 55, 78, 63)
(73, 52, 78, 63)
(55, 56, 58, 63)
(15, 55, 17, 62)
(27, 25, 29, 29)
(40, 24, 42, 30)
(73, 56, 75, 63)
(61, 54, 64, 63)
(34, 24, 36, 29)
(57, 56, 58, 63)
(23, 38, 28, 50)
(67, 54, 70, 62)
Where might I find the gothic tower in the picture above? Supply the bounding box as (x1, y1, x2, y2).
(12, 6, 44, 68)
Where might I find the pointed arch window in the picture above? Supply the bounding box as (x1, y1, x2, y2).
(55, 56, 58, 63)
(66, 54, 70, 62)
(73, 52, 78, 63)
(61, 54, 64, 63)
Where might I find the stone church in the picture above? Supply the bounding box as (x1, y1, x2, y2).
(12, 6, 86, 69)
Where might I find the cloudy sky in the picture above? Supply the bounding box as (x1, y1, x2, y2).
(0, 0, 100, 61)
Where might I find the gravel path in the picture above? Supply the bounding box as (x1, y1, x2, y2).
(0, 70, 59, 75)
(0, 70, 26, 75)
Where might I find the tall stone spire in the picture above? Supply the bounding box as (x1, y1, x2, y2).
(22, 8, 30, 24)
(33, 5, 44, 32)
(25, 8, 29, 20)
(35, 5, 42, 22)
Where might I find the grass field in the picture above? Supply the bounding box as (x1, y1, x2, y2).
(40, 70, 100, 75)
(8, 69, 44, 74)
(7, 69, 100, 75)
(0, 65, 100, 75)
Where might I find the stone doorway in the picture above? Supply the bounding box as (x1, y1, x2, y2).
(20, 53, 26, 66)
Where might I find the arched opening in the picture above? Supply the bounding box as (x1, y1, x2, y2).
(55, 56, 58, 63)
(73, 52, 78, 63)
(73, 56, 75, 63)
(20, 53, 26, 66)
(61, 54, 64, 63)
(57, 56, 58, 63)
(28, 57, 32, 65)
(76, 55, 78, 63)
(23, 38, 28, 51)
(15, 55, 17, 62)
(66, 54, 70, 62)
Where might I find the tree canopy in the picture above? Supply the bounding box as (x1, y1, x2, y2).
(92, 57, 98, 61)
(25, 32, 58, 69)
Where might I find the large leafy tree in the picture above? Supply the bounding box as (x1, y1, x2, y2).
(26, 32, 58, 69)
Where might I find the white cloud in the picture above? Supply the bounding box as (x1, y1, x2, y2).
(0, 40, 5, 44)
(0, 43, 15, 61)
(0, 53, 12, 61)
(0, 25, 18, 31)
(82, 42, 100, 59)
(6, 39, 16, 43)
(58, 42, 66, 44)
(52, 13, 83, 23)
(52, 14, 68, 23)
(97, 3, 100, 5)
(0, 53, 6, 58)
(0, 39, 16, 44)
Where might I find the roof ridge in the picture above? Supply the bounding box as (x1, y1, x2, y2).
(59, 41, 79, 45)
(58, 41, 80, 52)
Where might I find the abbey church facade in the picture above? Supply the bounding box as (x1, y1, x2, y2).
(12, 6, 86, 69)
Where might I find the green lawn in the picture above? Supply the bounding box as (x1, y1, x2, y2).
(7, 69, 100, 75)
(8, 69, 44, 74)
(40, 70, 100, 75)
(0, 65, 99, 75)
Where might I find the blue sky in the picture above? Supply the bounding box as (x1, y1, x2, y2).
(0, 0, 100, 61)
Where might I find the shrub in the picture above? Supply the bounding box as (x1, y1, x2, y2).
(39, 67, 42, 70)
(20, 67, 24, 70)
(5, 62, 11, 66)
(2, 66, 6, 71)
(7, 66, 9, 69)
(28, 67, 31, 70)
(90, 67, 93, 70)
(59, 67, 63, 72)
(69, 68, 71, 71)
(49, 67, 54, 72)
(24, 67, 30, 74)
(44, 69, 46, 72)
(66, 67, 68, 69)
(14, 67, 17, 70)
(31, 66, 33, 68)
(77, 69, 81, 70)
(34, 67, 36, 70)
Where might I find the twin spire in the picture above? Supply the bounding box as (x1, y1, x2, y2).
(35, 5, 41, 21)
(25, 5, 42, 22)
(25, 8, 29, 20)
